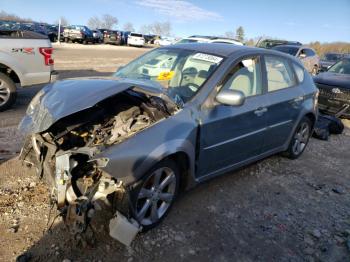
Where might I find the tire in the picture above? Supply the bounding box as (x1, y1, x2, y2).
(64, 37, 69, 43)
(283, 117, 312, 159)
(82, 39, 87, 45)
(0, 72, 17, 112)
(129, 159, 180, 231)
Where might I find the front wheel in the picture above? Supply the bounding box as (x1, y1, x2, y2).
(0, 72, 17, 111)
(129, 159, 180, 231)
(284, 117, 312, 159)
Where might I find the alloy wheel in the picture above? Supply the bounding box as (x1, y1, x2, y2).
(136, 167, 177, 226)
(292, 122, 310, 155)
(0, 79, 11, 107)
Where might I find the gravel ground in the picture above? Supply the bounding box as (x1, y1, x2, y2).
(0, 44, 349, 262)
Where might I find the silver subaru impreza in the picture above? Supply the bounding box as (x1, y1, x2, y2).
(19, 43, 318, 243)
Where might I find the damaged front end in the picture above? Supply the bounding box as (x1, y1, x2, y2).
(19, 79, 178, 245)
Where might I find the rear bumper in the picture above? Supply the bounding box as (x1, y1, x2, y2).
(104, 39, 121, 45)
(50, 70, 59, 83)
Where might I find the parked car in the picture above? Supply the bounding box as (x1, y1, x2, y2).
(319, 52, 345, 72)
(99, 29, 122, 45)
(256, 38, 302, 49)
(63, 25, 94, 44)
(120, 31, 131, 45)
(21, 22, 48, 36)
(45, 24, 64, 42)
(19, 43, 317, 245)
(92, 29, 103, 43)
(127, 32, 145, 47)
(314, 58, 350, 118)
(144, 34, 158, 44)
(154, 36, 176, 46)
(271, 45, 320, 75)
(0, 29, 56, 111)
(176, 35, 243, 45)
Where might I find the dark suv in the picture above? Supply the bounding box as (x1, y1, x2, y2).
(257, 39, 302, 49)
(99, 29, 122, 45)
(63, 25, 94, 44)
(319, 53, 347, 72)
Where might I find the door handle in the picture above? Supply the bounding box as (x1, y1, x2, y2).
(254, 107, 267, 116)
(293, 96, 304, 103)
(290, 96, 304, 107)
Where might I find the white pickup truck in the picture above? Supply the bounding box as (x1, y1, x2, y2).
(0, 30, 57, 111)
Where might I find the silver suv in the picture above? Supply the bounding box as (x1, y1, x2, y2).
(20, 44, 318, 242)
(272, 45, 320, 75)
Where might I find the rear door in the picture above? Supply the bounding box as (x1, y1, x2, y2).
(197, 55, 269, 179)
(262, 55, 304, 151)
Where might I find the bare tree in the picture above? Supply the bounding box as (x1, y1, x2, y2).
(54, 16, 69, 26)
(224, 31, 235, 39)
(236, 26, 245, 42)
(150, 21, 171, 36)
(140, 21, 171, 36)
(88, 16, 102, 29)
(100, 14, 118, 29)
(0, 10, 32, 22)
(123, 22, 135, 32)
(139, 24, 152, 34)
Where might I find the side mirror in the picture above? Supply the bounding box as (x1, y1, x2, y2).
(216, 89, 245, 106)
(299, 53, 306, 59)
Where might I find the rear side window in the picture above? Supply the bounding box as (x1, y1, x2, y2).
(292, 63, 305, 83)
(265, 55, 296, 91)
(305, 49, 315, 56)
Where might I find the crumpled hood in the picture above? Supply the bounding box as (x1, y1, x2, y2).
(313, 72, 350, 89)
(19, 78, 176, 135)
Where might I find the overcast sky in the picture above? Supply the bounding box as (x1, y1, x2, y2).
(1, 0, 350, 42)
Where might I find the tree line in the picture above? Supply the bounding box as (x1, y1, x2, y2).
(1, 10, 349, 55)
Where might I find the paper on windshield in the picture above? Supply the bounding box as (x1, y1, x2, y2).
(192, 53, 223, 64)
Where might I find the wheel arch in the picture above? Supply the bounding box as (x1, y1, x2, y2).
(0, 63, 21, 84)
(304, 112, 316, 129)
(164, 151, 196, 191)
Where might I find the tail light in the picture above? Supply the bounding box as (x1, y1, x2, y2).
(39, 47, 54, 66)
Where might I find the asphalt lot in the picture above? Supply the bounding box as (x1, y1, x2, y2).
(0, 44, 350, 261)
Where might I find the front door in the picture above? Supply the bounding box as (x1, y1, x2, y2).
(196, 55, 269, 179)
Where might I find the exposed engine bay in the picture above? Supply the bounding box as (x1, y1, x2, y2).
(20, 88, 175, 245)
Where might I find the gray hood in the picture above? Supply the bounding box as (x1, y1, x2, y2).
(19, 78, 176, 134)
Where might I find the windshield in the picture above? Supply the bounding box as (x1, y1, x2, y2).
(328, 59, 350, 74)
(130, 33, 143, 37)
(114, 48, 223, 104)
(322, 53, 342, 61)
(272, 46, 299, 56)
(176, 39, 198, 44)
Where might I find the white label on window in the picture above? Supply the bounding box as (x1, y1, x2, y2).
(192, 53, 223, 64)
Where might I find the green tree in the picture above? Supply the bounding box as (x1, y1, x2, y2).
(236, 26, 245, 42)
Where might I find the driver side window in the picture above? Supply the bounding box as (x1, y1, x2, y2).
(221, 56, 262, 97)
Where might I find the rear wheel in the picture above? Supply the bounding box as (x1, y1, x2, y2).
(0, 72, 17, 111)
(130, 159, 180, 231)
(284, 117, 312, 159)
